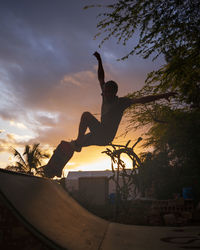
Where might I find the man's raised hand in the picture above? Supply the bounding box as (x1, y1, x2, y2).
(93, 51, 101, 61)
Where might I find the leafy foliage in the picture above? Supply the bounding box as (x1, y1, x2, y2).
(123, 83, 200, 200)
(6, 144, 50, 176)
(125, 87, 200, 171)
(139, 150, 200, 201)
(91, 0, 200, 59)
(145, 46, 200, 108)
(88, 0, 200, 108)
(148, 109, 200, 172)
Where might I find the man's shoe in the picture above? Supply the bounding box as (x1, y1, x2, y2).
(70, 140, 82, 152)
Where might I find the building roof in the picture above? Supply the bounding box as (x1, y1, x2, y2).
(66, 169, 133, 180)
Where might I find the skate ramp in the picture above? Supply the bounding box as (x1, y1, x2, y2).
(0, 168, 200, 250)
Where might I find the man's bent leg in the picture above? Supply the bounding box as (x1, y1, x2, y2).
(73, 112, 101, 151)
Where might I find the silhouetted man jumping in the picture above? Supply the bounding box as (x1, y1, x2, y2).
(44, 52, 175, 177)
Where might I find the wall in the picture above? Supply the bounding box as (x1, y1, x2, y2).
(78, 177, 109, 206)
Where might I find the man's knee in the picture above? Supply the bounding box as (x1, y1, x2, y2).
(81, 111, 93, 121)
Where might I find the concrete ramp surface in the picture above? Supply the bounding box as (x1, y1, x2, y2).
(0, 169, 200, 250)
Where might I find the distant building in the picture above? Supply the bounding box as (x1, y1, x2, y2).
(65, 170, 114, 194)
(65, 170, 140, 203)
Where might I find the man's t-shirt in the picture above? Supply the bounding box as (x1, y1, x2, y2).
(100, 94, 133, 140)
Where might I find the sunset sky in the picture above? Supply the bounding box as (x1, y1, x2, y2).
(0, 0, 163, 176)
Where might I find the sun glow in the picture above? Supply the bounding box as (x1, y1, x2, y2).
(63, 154, 134, 177)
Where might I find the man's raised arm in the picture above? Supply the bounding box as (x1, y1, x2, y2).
(93, 51, 105, 90)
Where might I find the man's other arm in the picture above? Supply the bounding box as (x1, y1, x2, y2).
(129, 92, 177, 105)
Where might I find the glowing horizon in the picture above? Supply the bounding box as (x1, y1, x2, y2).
(0, 119, 144, 176)
(63, 151, 138, 177)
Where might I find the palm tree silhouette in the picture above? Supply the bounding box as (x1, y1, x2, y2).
(6, 143, 50, 176)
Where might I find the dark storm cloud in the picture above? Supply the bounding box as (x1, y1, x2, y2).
(0, 0, 101, 111)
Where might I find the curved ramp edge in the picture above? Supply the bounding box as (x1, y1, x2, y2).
(0, 169, 108, 250)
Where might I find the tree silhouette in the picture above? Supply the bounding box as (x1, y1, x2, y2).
(6, 143, 50, 176)
(86, 1, 200, 107)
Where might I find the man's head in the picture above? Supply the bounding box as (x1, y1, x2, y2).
(104, 81, 118, 100)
